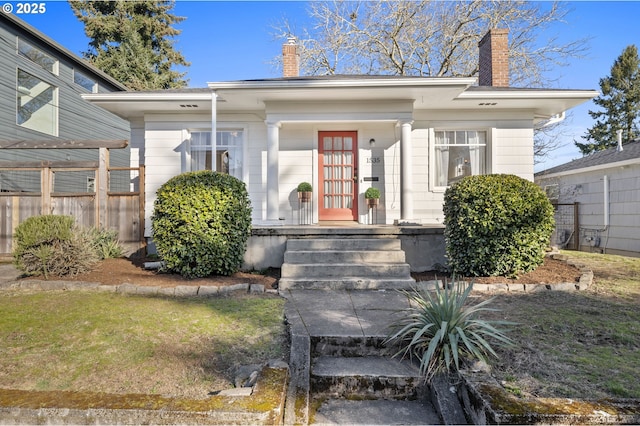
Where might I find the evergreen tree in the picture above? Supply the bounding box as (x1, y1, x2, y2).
(69, 0, 190, 90)
(577, 45, 640, 155)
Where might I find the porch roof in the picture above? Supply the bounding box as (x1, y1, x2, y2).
(83, 75, 597, 122)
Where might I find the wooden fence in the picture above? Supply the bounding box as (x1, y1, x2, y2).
(0, 148, 144, 255)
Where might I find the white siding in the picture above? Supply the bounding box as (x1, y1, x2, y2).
(138, 107, 540, 230)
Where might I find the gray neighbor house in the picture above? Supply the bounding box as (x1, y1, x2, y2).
(0, 13, 135, 253)
(535, 140, 640, 257)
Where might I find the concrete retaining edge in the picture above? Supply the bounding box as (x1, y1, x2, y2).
(458, 368, 640, 425)
(0, 280, 276, 296)
(0, 365, 289, 425)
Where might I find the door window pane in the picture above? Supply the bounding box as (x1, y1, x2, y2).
(344, 137, 352, 150)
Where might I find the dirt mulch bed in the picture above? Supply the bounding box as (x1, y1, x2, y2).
(27, 257, 280, 290)
(22, 255, 582, 291)
(411, 256, 583, 285)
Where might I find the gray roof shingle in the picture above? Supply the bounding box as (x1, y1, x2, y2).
(536, 139, 640, 177)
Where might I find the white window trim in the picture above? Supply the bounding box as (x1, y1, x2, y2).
(429, 127, 491, 192)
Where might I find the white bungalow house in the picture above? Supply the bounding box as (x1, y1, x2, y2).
(84, 30, 597, 270)
(535, 138, 640, 257)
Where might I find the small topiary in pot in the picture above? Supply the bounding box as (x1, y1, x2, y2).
(297, 182, 312, 202)
(365, 187, 380, 206)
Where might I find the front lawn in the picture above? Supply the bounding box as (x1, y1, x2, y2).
(0, 291, 286, 399)
(482, 251, 640, 399)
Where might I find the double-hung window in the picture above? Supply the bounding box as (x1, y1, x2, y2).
(189, 130, 243, 178)
(433, 130, 486, 188)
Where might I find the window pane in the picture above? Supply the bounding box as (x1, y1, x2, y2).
(18, 38, 57, 73)
(434, 130, 486, 186)
(334, 137, 342, 150)
(324, 195, 331, 208)
(324, 154, 332, 165)
(74, 70, 96, 92)
(323, 137, 332, 151)
(344, 137, 352, 150)
(344, 166, 352, 179)
(344, 180, 352, 194)
(344, 196, 352, 208)
(17, 69, 57, 136)
(190, 130, 243, 178)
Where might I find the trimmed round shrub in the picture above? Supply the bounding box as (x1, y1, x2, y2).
(13, 215, 100, 277)
(443, 174, 555, 277)
(151, 170, 252, 278)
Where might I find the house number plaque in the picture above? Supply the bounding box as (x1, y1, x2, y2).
(366, 157, 381, 163)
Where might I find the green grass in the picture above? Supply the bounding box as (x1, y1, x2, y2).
(483, 251, 640, 400)
(0, 292, 286, 398)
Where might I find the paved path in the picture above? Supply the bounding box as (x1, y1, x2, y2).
(282, 288, 413, 338)
(281, 289, 444, 425)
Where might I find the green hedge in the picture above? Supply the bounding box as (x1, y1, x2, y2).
(151, 171, 252, 278)
(443, 174, 555, 277)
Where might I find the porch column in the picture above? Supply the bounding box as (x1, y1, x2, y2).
(400, 120, 414, 221)
(266, 121, 281, 221)
(210, 91, 217, 171)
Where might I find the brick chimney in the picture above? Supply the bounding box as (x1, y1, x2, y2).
(478, 28, 509, 87)
(282, 36, 299, 78)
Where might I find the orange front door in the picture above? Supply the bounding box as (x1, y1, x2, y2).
(319, 131, 358, 221)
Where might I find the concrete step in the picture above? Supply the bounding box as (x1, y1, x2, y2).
(313, 398, 441, 425)
(287, 238, 402, 251)
(311, 356, 422, 400)
(278, 277, 416, 290)
(284, 249, 406, 264)
(280, 237, 414, 290)
(311, 336, 394, 357)
(281, 263, 411, 278)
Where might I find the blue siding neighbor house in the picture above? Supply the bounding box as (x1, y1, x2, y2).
(0, 13, 131, 179)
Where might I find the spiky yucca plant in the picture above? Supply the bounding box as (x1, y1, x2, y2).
(385, 280, 514, 380)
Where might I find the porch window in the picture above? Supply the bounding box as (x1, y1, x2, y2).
(434, 130, 486, 187)
(17, 69, 58, 136)
(189, 130, 243, 178)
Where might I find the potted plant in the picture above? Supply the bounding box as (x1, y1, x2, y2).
(297, 182, 312, 202)
(365, 187, 380, 207)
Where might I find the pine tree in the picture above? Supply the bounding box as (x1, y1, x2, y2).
(69, 0, 190, 90)
(577, 45, 640, 155)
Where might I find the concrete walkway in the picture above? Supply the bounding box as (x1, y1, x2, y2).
(281, 289, 445, 425)
(282, 288, 413, 338)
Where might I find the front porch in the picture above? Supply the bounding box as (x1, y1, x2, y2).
(243, 224, 446, 273)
